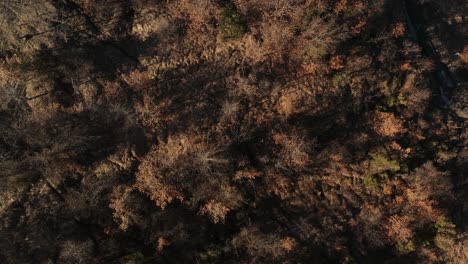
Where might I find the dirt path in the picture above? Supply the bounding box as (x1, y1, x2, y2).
(402, 0, 467, 120)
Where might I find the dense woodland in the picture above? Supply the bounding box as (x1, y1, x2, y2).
(0, 0, 467, 263)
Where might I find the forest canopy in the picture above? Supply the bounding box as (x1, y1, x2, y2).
(0, 0, 467, 263)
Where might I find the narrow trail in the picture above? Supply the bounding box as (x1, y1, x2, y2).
(402, 0, 455, 103)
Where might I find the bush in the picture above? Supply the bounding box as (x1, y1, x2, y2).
(218, 6, 246, 39)
(369, 154, 401, 175)
(332, 72, 351, 87)
(364, 171, 390, 189)
(434, 219, 456, 251)
(396, 240, 416, 254)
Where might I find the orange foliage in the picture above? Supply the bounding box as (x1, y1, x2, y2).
(400, 62, 414, 71)
(199, 200, 231, 223)
(372, 111, 406, 137)
(301, 62, 321, 74)
(109, 186, 137, 231)
(276, 93, 298, 118)
(280, 237, 297, 252)
(352, 19, 367, 34)
(334, 0, 348, 14)
(265, 170, 291, 199)
(329, 55, 345, 70)
(272, 132, 310, 169)
(134, 169, 183, 209)
(157, 237, 171, 252)
(391, 23, 406, 38)
(459, 46, 468, 63)
(234, 169, 262, 181)
(384, 215, 413, 242)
